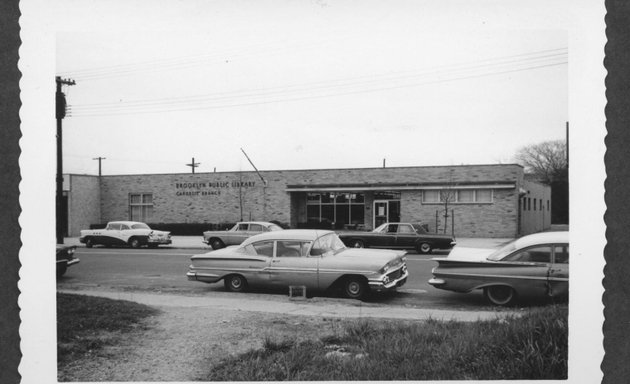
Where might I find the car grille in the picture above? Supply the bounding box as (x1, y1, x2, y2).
(387, 267, 404, 281)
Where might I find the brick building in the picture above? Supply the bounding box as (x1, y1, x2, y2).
(63, 163, 551, 238)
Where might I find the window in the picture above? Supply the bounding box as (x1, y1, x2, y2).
(397, 224, 415, 234)
(130, 193, 153, 222)
(534, 199, 537, 210)
(237, 223, 248, 231)
(251, 241, 274, 257)
(249, 224, 263, 232)
(120, 224, 130, 230)
(422, 189, 493, 204)
(422, 190, 441, 203)
(503, 246, 552, 263)
(554, 245, 569, 264)
(276, 240, 311, 257)
(305, 192, 365, 226)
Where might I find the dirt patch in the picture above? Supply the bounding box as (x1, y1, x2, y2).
(58, 305, 355, 382)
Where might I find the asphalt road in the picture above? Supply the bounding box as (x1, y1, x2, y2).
(57, 247, 498, 310)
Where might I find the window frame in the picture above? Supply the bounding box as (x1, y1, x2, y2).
(129, 192, 154, 222)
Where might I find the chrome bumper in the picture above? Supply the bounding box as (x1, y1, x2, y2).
(368, 268, 409, 291)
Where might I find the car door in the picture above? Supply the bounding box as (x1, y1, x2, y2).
(101, 223, 123, 246)
(268, 240, 319, 289)
(500, 245, 553, 298)
(394, 224, 418, 249)
(548, 244, 569, 297)
(372, 224, 397, 248)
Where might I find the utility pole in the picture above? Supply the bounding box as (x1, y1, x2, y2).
(186, 157, 200, 174)
(56, 76, 75, 244)
(93, 157, 106, 176)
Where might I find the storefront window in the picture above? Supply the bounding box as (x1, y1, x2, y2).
(423, 189, 493, 204)
(305, 192, 365, 227)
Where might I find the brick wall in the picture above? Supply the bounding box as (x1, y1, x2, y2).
(67, 174, 101, 236)
(95, 164, 530, 237)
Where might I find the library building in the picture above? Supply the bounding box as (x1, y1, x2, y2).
(61, 163, 551, 238)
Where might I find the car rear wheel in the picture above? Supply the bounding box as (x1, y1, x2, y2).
(343, 277, 368, 300)
(351, 240, 364, 248)
(484, 286, 517, 306)
(417, 242, 432, 254)
(210, 239, 225, 250)
(85, 237, 94, 248)
(224, 275, 248, 292)
(129, 238, 141, 249)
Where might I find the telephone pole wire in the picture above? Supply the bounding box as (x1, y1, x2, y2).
(56, 76, 75, 244)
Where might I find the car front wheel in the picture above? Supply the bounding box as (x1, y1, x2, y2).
(416, 242, 432, 254)
(210, 239, 225, 250)
(484, 286, 517, 306)
(129, 238, 141, 249)
(351, 240, 364, 248)
(224, 275, 248, 292)
(343, 277, 368, 300)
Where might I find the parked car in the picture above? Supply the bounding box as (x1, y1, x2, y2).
(188, 229, 409, 300)
(56, 244, 79, 277)
(203, 221, 283, 250)
(428, 231, 569, 306)
(338, 222, 456, 254)
(79, 221, 172, 248)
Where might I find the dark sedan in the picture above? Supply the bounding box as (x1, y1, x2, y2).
(338, 222, 456, 254)
(56, 244, 80, 277)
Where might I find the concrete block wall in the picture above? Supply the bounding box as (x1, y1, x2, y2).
(520, 179, 552, 235)
(96, 164, 529, 237)
(67, 174, 101, 236)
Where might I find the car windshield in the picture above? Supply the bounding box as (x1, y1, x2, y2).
(310, 233, 347, 256)
(373, 223, 388, 233)
(486, 240, 518, 261)
(131, 223, 150, 230)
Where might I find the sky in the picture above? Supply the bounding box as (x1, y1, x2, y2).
(54, 1, 568, 175)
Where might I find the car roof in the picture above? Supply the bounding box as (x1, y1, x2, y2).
(109, 221, 145, 226)
(514, 231, 569, 248)
(237, 221, 279, 226)
(242, 229, 334, 245)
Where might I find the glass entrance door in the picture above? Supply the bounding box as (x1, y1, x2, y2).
(373, 199, 401, 228)
(373, 200, 389, 228)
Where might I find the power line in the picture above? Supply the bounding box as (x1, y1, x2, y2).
(68, 58, 567, 117)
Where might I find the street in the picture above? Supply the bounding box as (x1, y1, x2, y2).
(57, 247, 492, 310)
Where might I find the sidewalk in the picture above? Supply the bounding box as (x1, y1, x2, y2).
(58, 288, 515, 322)
(64, 236, 513, 250)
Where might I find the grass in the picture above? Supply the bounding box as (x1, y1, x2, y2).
(203, 305, 568, 381)
(57, 293, 159, 365)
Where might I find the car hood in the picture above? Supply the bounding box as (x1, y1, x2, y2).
(440, 246, 495, 261)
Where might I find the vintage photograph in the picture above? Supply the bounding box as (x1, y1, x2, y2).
(18, 1, 606, 383)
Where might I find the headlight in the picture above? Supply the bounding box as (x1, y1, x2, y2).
(67, 248, 74, 255)
(379, 262, 392, 274)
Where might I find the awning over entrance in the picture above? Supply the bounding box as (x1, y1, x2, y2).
(285, 181, 516, 192)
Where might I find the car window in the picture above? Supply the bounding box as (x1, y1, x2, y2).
(276, 240, 310, 257)
(107, 223, 121, 230)
(412, 224, 427, 234)
(386, 224, 398, 233)
(310, 233, 346, 256)
(249, 224, 263, 232)
(554, 245, 569, 264)
(250, 241, 274, 257)
(120, 224, 130, 230)
(131, 223, 150, 229)
(237, 223, 249, 231)
(397, 225, 415, 234)
(502, 246, 552, 263)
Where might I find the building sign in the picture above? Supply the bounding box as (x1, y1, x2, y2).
(174, 179, 257, 196)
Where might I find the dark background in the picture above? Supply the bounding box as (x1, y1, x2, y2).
(1, 1, 628, 383)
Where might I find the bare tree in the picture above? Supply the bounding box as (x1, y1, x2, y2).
(515, 140, 568, 184)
